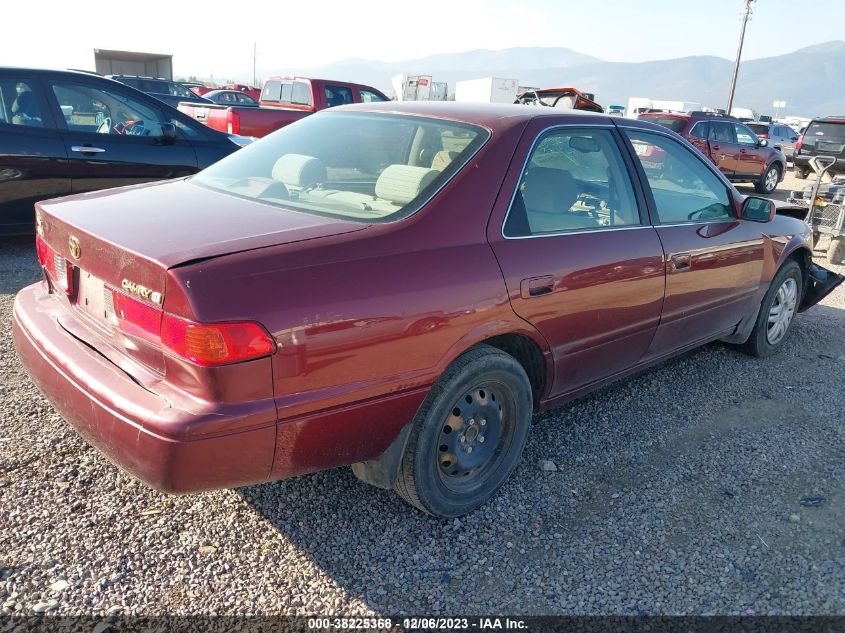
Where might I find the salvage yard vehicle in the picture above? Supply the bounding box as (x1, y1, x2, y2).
(107, 75, 213, 108)
(747, 122, 799, 157)
(639, 111, 787, 194)
(515, 87, 603, 113)
(793, 116, 845, 180)
(178, 77, 388, 138)
(0, 68, 247, 235)
(13, 102, 843, 518)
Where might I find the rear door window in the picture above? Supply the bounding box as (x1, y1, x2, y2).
(0, 78, 47, 129)
(689, 121, 709, 139)
(708, 121, 735, 143)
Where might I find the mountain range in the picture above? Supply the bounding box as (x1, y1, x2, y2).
(253, 41, 845, 117)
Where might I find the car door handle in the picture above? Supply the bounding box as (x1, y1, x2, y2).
(710, 144, 720, 151)
(71, 145, 106, 154)
(671, 253, 691, 271)
(520, 275, 554, 298)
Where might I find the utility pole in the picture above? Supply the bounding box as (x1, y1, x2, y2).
(253, 42, 257, 87)
(726, 0, 755, 115)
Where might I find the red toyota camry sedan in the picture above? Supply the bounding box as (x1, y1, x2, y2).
(13, 102, 843, 518)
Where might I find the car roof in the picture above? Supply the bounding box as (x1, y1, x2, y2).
(812, 117, 845, 123)
(332, 101, 614, 132)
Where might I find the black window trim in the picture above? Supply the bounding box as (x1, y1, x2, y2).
(501, 123, 652, 240)
(616, 124, 737, 228)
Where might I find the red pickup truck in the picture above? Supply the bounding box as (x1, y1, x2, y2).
(179, 77, 389, 137)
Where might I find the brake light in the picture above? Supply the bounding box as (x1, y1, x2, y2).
(758, 133, 769, 139)
(105, 286, 274, 366)
(36, 234, 73, 294)
(795, 133, 804, 153)
(161, 315, 274, 366)
(226, 110, 240, 135)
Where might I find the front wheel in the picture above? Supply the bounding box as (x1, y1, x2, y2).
(741, 260, 802, 358)
(755, 164, 780, 194)
(394, 345, 533, 518)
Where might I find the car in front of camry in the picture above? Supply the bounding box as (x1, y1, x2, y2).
(13, 103, 844, 518)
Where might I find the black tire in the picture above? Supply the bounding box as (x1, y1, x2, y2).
(741, 260, 803, 358)
(828, 237, 845, 265)
(755, 163, 780, 194)
(794, 166, 808, 180)
(394, 345, 533, 518)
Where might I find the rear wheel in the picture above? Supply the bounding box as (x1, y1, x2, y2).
(828, 237, 845, 265)
(394, 345, 532, 518)
(794, 166, 809, 180)
(741, 260, 802, 358)
(755, 164, 780, 194)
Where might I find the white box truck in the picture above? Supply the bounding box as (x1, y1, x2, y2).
(455, 78, 519, 104)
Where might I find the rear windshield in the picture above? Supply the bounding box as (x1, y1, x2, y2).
(643, 116, 687, 133)
(193, 112, 489, 223)
(806, 122, 845, 141)
(746, 123, 769, 135)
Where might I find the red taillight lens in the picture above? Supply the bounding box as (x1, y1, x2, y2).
(161, 315, 274, 366)
(759, 133, 769, 139)
(105, 286, 274, 367)
(226, 110, 240, 135)
(36, 234, 72, 294)
(109, 289, 163, 343)
(795, 134, 804, 152)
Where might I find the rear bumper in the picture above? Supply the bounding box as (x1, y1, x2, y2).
(793, 155, 845, 173)
(12, 283, 276, 493)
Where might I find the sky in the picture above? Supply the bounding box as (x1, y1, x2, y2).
(4, 0, 844, 81)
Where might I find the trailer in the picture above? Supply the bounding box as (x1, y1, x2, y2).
(391, 74, 447, 101)
(454, 78, 519, 104)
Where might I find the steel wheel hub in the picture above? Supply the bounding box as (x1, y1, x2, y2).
(438, 387, 504, 481)
(767, 277, 797, 345)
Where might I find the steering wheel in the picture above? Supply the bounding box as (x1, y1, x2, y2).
(96, 117, 112, 134)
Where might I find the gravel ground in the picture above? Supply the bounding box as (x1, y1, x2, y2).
(1, 174, 844, 617)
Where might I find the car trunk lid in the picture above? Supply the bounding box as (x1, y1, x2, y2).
(35, 178, 367, 374)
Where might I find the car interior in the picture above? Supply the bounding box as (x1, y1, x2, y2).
(505, 132, 641, 236)
(203, 117, 482, 220)
(0, 80, 44, 128)
(51, 84, 165, 136)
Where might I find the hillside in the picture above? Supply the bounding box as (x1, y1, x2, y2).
(267, 41, 845, 117)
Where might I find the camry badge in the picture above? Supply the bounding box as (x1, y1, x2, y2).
(122, 279, 163, 305)
(68, 236, 81, 260)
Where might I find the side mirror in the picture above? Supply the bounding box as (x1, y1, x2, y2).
(742, 196, 776, 222)
(161, 122, 178, 144)
(758, 138, 769, 147)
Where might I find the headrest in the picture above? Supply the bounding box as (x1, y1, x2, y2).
(522, 167, 579, 215)
(431, 150, 459, 171)
(375, 165, 439, 205)
(272, 154, 326, 188)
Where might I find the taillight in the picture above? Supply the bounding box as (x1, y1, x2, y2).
(759, 133, 769, 139)
(36, 234, 73, 294)
(105, 286, 274, 366)
(161, 314, 274, 366)
(226, 110, 240, 135)
(795, 134, 804, 153)
(108, 289, 162, 344)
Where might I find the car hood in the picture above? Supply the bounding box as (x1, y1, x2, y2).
(38, 178, 368, 269)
